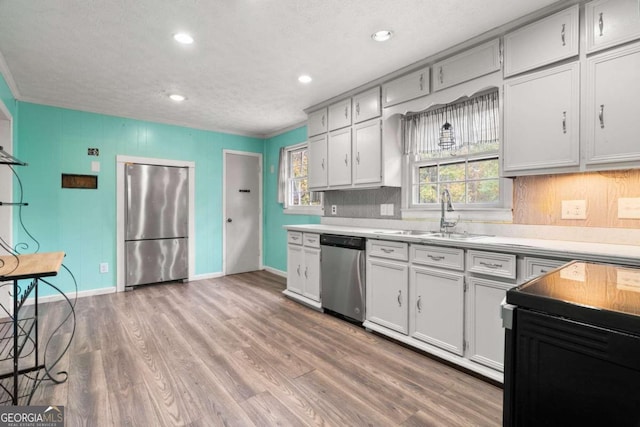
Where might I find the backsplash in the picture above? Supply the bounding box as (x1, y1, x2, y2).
(513, 170, 640, 229)
(323, 187, 402, 219)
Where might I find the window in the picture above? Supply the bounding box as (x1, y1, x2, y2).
(404, 89, 502, 208)
(280, 143, 322, 213)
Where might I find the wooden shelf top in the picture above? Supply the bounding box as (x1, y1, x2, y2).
(0, 252, 65, 281)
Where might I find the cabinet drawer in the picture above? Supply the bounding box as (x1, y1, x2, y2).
(586, 0, 640, 54)
(368, 239, 408, 261)
(504, 5, 579, 77)
(287, 231, 303, 245)
(524, 257, 566, 280)
(382, 67, 430, 107)
(432, 39, 500, 91)
(467, 250, 516, 279)
(307, 108, 328, 137)
(410, 245, 464, 271)
(303, 233, 320, 248)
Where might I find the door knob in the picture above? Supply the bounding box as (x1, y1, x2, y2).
(227, 218, 232, 223)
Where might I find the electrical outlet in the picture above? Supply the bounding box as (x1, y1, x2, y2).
(331, 205, 337, 215)
(560, 262, 585, 282)
(618, 197, 640, 219)
(561, 200, 586, 220)
(99, 262, 109, 274)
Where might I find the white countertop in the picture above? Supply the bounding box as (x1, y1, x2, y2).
(284, 224, 640, 266)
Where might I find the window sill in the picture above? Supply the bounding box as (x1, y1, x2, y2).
(283, 206, 324, 216)
(402, 207, 513, 223)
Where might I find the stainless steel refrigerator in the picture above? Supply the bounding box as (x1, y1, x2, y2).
(125, 163, 188, 286)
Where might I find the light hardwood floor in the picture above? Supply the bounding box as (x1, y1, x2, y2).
(27, 271, 502, 426)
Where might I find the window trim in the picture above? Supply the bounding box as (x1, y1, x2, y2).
(282, 142, 324, 216)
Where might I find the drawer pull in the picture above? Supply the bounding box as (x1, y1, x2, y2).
(480, 261, 503, 269)
(291, 236, 299, 241)
(380, 248, 395, 254)
(598, 12, 604, 37)
(561, 23, 566, 46)
(539, 269, 548, 274)
(427, 254, 445, 261)
(306, 239, 316, 243)
(397, 290, 402, 307)
(417, 295, 422, 313)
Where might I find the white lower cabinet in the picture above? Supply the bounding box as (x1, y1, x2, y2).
(465, 276, 512, 371)
(285, 232, 321, 308)
(410, 266, 465, 356)
(366, 240, 409, 334)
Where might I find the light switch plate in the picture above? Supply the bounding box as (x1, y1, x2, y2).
(91, 161, 100, 172)
(618, 197, 640, 219)
(386, 204, 394, 216)
(561, 200, 586, 220)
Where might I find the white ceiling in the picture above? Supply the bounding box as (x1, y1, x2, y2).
(0, 0, 563, 138)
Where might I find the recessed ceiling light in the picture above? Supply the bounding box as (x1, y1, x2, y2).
(169, 94, 186, 102)
(371, 30, 393, 42)
(298, 75, 312, 84)
(173, 33, 194, 44)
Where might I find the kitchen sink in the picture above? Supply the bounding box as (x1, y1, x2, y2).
(372, 230, 432, 236)
(425, 232, 490, 240)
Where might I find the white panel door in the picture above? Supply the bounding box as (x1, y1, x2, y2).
(302, 247, 321, 301)
(224, 152, 261, 275)
(308, 134, 328, 189)
(366, 258, 409, 334)
(586, 0, 640, 53)
(328, 127, 352, 187)
(353, 119, 381, 186)
(287, 244, 304, 295)
(328, 98, 352, 131)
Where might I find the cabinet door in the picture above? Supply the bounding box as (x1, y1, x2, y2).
(366, 258, 409, 334)
(503, 62, 580, 174)
(585, 42, 640, 166)
(353, 87, 381, 124)
(308, 134, 328, 189)
(307, 108, 328, 137)
(353, 119, 381, 186)
(303, 247, 321, 301)
(410, 266, 465, 356)
(328, 127, 352, 186)
(328, 98, 352, 131)
(466, 276, 511, 371)
(504, 5, 579, 77)
(382, 67, 430, 107)
(287, 245, 304, 295)
(586, 0, 640, 53)
(433, 39, 500, 91)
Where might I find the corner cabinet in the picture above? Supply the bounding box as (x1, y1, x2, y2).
(585, 42, 640, 168)
(284, 232, 321, 309)
(503, 62, 580, 175)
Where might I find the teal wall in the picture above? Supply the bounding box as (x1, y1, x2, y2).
(14, 102, 264, 295)
(263, 126, 320, 273)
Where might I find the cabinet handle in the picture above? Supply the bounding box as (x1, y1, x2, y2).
(417, 295, 422, 313)
(599, 104, 605, 129)
(304, 267, 308, 278)
(419, 74, 424, 91)
(479, 261, 503, 269)
(356, 152, 360, 164)
(291, 236, 299, 240)
(439, 67, 444, 84)
(321, 115, 325, 127)
(307, 239, 316, 243)
(562, 111, 567, 134)
(397, 290, 402, 307)
(344, 106, 348, 119)
(598, 13, 604, 37)
(561, 23, 566, 46)
(344, 154, 348, 166)
(380, 248, 394, 254)
(427, 254, 444, 261)
(297, 265, 301, 276)
(539, 269, 548, 274)
(356, 102, 360, 116)
(321, 158, 325, 170)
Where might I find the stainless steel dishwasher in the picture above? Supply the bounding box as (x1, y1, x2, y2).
(320, 234, 366, 323)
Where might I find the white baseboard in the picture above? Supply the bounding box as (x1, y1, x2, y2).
(24, 286, 116, 305)
(264, 266, 286, 277)
(189, 272, 224, 281)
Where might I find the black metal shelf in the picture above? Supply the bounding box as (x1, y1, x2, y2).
(0, 146, 27, 166)
(0, 317, 36, 362)
(0, 370, 41, 405)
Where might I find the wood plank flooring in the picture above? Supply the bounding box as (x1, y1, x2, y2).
(26, 271, 502, 426)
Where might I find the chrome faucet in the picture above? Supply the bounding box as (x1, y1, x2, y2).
(440, 189, 458, 233)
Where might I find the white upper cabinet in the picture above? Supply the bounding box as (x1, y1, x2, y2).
(327, 127, 352, 187)
(352, 87, 381, 124)
(504, 5, 579, 77)
(586, 0, 640, 54)
(328, 98, 352, 131)
(307, 108, 328, 137)
(585, 42, 640, 166)
(352, 119, 382, 186)
(503, 62, 580, 174)
(432, 39, 501, 92)
(382, 67, 430, 107)
(308, 134, 328, 189)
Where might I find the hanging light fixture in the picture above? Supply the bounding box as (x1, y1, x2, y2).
(439, 121, 455, 149)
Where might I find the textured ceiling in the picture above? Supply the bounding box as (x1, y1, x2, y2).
(0, 0, 562, 138)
